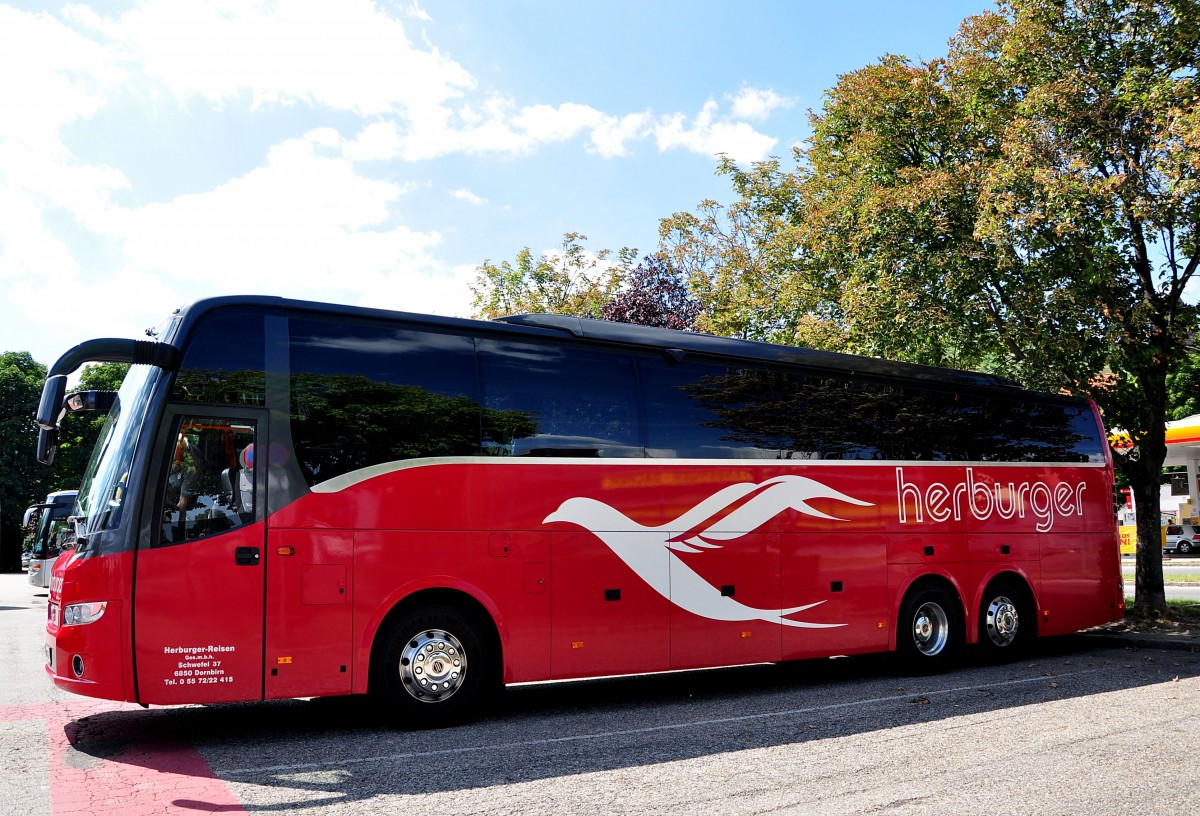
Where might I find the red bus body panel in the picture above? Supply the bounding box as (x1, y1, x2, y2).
(46, 459, 1122, 703)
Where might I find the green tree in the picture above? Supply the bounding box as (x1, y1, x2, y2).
(0, 352, 53, 569)
(662, 0, 1200, 614)
(659, 162, 824, 343)
(1167, 353, 1200, 421)
(0, 355, 128, 570)
(52, 363, 130, 490)
(471, 233, 633, 319)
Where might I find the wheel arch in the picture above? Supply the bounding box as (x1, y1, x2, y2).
(892, 572, 965, 652)
(364, 585, 504, 696)
(977, 569, 1040, 641)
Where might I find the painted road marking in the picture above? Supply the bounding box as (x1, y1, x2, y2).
(1, 701, 247, 815)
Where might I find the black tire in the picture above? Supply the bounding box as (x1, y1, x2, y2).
(977, 579, 1035, 659)
(374, 604, 495, 728)
(896, 584, 962, 673)
(1178, 540, 1193, 555)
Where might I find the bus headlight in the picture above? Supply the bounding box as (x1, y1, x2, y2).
(62, 602, 107, 626)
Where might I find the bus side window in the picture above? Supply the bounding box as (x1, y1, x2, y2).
(288, 317, 480, 487)
(161, 418, 257, 544)
(640, 357, 780, 459)
(478, 339, 642, 458)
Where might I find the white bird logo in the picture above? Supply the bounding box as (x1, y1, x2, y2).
(544, 474, 873, 629)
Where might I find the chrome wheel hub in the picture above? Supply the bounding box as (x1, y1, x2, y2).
(399, 628, 467, 703)
(912, 602, 949, 656)
(985, 595, 1020, 647)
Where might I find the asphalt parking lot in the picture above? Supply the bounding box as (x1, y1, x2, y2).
(3, 571, 1200, 816)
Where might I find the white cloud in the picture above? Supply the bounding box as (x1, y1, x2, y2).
(404, 1, 431, 22)
(654, 100, 779, 164)
(0, 0, 799, 366)
(88, 0, 475, 116)
(114, 131, 438, 297)
(452, 188, 488, 206)
(0, 186, 79, 282)
(342, 122, 407, 162)
(728, 85, 793, 121)
(5, 2, 782, 169)
(512, 103, 605, 143)
(589, 112, 652, 158)
(364, 262, 478, 318)
(0, 7, 126, 146)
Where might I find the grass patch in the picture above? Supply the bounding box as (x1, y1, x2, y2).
(1121, 573, 1200, 583)
(1107, 597, 1200, 632)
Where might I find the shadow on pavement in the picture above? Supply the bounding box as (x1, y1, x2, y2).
(59, 635, 1200, 810)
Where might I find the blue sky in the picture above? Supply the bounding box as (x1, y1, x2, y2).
(0, 0, 993, 368)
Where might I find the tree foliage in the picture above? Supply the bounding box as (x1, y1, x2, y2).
(601, 254, 702, 331)
(470, 233, 633, 319)
(1167, 353, 1200, 420)
(471, 234, 704, 333)
(0, 354, 127, 567)
(659, 162, 816, 342)
(0, 352, 52, 565)
(661, 0, 1200, 614)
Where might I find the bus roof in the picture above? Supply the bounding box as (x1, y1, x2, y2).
(166, 295, 1043, 399)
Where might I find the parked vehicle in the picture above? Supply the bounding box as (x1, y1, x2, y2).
(1166, 524, 1199, 555)
(32, 296, 1122, 726)
(22, 490, 77, 587)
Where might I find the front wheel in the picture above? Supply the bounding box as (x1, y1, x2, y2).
(896, 584, 962, 673)
(375, 604, 495, 728)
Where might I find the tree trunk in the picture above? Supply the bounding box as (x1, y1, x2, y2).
(1133, 480, 1167, 614)
(1125, 452, 1168, 616)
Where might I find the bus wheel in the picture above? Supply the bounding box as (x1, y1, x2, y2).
(897, 584, 961, 672)
(376, 605, 491, 727)
(979, 579, 1034, 658)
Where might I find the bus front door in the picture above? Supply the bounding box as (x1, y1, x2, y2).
(134, 411, 266, 704)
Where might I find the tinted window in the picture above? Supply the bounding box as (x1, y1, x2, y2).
(984, 399, 1103, 463)
(478, 339, 641, 457)
(888, 388, 986, 461)
(776, 375, 891, 460)
(289, 319, 481, 486)
(883, 389, 1101, 463)
(641, 358, 780, 458)
(642, 356, 1101, 464)
(172, 314, 266, 405)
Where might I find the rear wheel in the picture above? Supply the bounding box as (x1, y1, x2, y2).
(1178, 540, 1193, 555)
(896, 584, 962, 672)
(978, 579, 1035, 659)
(375, 604, 494, 728)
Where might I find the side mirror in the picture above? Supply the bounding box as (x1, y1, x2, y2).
(36, 375, 67, 429)
(37, 428, 58, 466)
(62, 390, 118, 417)
(35, 386, 118, 465)
(22, 504, 50, 527)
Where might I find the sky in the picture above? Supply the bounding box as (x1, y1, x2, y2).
(0, 0, 994, 369)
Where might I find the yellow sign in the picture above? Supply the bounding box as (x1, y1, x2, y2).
(1119, 526, 1136, 555)
(1118, 525, 1169, 555)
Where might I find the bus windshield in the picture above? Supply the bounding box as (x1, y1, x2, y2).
(75, 364, 159, 543)
(31, 509, 70, 558)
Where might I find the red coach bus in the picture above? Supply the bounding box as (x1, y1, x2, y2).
(35, 296, 1123, 725)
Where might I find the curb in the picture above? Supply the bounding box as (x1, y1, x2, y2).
(1078, 631, 1200, 652)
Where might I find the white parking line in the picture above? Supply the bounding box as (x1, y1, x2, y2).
(217, 667, 1105, 778)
